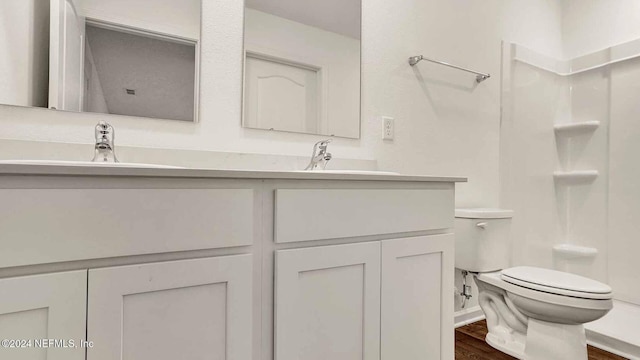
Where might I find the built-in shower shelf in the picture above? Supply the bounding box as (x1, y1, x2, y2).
(554, 121, 600, 136)
(553, 170, 598, 183)
(553, 244, 598, 258)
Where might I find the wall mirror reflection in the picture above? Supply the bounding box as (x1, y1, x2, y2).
(0, 0, 201, 122)
(242, 0, 362, 138)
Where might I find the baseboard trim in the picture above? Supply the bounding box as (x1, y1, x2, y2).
(454, 305, 485, 328)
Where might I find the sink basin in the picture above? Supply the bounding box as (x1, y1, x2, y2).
(295, 170, 399, 175)
(0, 160, 182, 169)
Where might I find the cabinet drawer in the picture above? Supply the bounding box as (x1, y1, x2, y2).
(0, 188, 255, 268)
(275, 188, 453, 243)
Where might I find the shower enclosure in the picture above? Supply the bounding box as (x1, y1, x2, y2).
(500, 39, 640, 359)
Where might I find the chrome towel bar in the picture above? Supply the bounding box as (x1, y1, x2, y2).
(408, 55, 490, 83)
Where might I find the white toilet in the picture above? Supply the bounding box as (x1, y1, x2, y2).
(455, 208, 613, 360)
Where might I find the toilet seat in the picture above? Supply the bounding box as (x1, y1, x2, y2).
(501, 266, 613, 300)
(476, 271, 613, 311)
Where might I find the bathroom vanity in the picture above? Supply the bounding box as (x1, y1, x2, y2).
(0, 164, 465, 360)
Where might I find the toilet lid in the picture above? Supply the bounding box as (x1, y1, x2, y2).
(501, 266, 612, 299)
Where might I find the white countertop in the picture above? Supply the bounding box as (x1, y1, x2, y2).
(0, 163, 467, 182)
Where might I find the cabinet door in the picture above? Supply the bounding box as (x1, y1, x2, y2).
(381, 234, 454, 360)
(275, 242, 380, 360)
(0, 270, 87, 360)
(87, 255, 252, 360)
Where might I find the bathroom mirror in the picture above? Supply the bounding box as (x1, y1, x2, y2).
(242, 0, 362, 138)
(0, 0, 201, 122)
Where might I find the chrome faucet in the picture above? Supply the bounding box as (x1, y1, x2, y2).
(304, 139, 332, 170)
(92, 121, 119, 163)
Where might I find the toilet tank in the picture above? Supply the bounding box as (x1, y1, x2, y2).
(455, 208, 514, 272)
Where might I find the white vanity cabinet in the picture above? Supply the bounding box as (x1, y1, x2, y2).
(0, 166, 464, 360)
(0, 271, 87, 360)
(86, 255, 253, 360)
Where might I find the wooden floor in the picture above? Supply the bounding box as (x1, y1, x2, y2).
(455, 320, 628, 360)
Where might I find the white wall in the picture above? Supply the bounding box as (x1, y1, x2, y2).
(74, 0, 200, 40)
(563, 0, 640, 303)
(501, 50, 611, 283)
(500, 0, 640, 303)
(362, 0, 562, 209)
(564, 68, 610, 282)
(83, 37, 109, 114)
(85, 25, 196, 121)
(502, 47, 640, 302)
(500, 57, 567, 272)
(244, 8, 360, 138)
(0, 0, 49, 107)
(562, 0, 640, 59)
(608, 57, 640, 305)
(245, 0, 361, 40)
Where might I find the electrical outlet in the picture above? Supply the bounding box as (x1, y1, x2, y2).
(382, 116, 394, 140)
